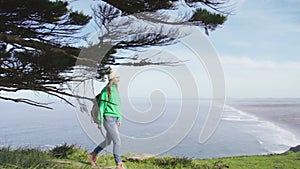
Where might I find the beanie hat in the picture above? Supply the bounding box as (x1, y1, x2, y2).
(108, 70, 120, 80)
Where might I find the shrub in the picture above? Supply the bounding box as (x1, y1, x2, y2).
(49, 143, 75, 159)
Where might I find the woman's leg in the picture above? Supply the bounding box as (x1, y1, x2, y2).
(92, 132, 112, 154)
(88, 126, 112, 166)
(104, 116, 122, 165)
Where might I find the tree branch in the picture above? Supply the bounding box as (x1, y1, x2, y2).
(0, 96, 53, 109)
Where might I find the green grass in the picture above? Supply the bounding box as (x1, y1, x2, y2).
(0, 144, 299, 169)
(0, 147, 55, 168)
(194, 152, 300, 169)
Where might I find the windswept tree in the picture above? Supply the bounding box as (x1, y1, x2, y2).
(85, 0, 228, 76)
(0, 0, 91, 108)
(0, 0, 229, 109)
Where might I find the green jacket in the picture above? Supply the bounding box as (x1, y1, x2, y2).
(98, 84, 122, 125)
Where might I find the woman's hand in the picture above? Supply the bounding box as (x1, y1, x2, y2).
(117, 122, 121, 128)
(98, 125, 102, 130)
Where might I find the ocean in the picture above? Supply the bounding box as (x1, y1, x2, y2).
(0, 98, 299, 159)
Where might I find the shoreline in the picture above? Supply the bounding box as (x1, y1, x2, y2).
(231, 106, 300, 141)
(226, 99, 300, 141)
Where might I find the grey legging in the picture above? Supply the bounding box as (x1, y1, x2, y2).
(92, 116, 122, 164)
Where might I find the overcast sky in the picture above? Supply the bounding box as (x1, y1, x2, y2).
(208, 0, 300, 98)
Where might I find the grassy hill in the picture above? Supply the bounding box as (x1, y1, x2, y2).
(0, 144, 299, 169)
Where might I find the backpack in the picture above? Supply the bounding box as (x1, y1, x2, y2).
(90, 87, 111, 124)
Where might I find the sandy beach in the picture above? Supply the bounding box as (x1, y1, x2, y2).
(227, 98, 300, 140)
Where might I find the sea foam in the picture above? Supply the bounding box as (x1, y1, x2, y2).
(223, 105, 300, 153)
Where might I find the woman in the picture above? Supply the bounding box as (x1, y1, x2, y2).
(88, 70, 125, 169)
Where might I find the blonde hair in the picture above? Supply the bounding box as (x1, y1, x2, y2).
(106, 78, 119, 98)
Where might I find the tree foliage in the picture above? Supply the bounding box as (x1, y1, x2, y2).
(87, 0, 229, 77)
(0, 0, 91, 108)
(0, 0, 230, 108)
(101, 0, 228, 32)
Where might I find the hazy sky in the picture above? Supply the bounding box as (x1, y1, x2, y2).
(209, 0, 300, 98)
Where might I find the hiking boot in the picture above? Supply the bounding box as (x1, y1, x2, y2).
(88, 152, 97, 166)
